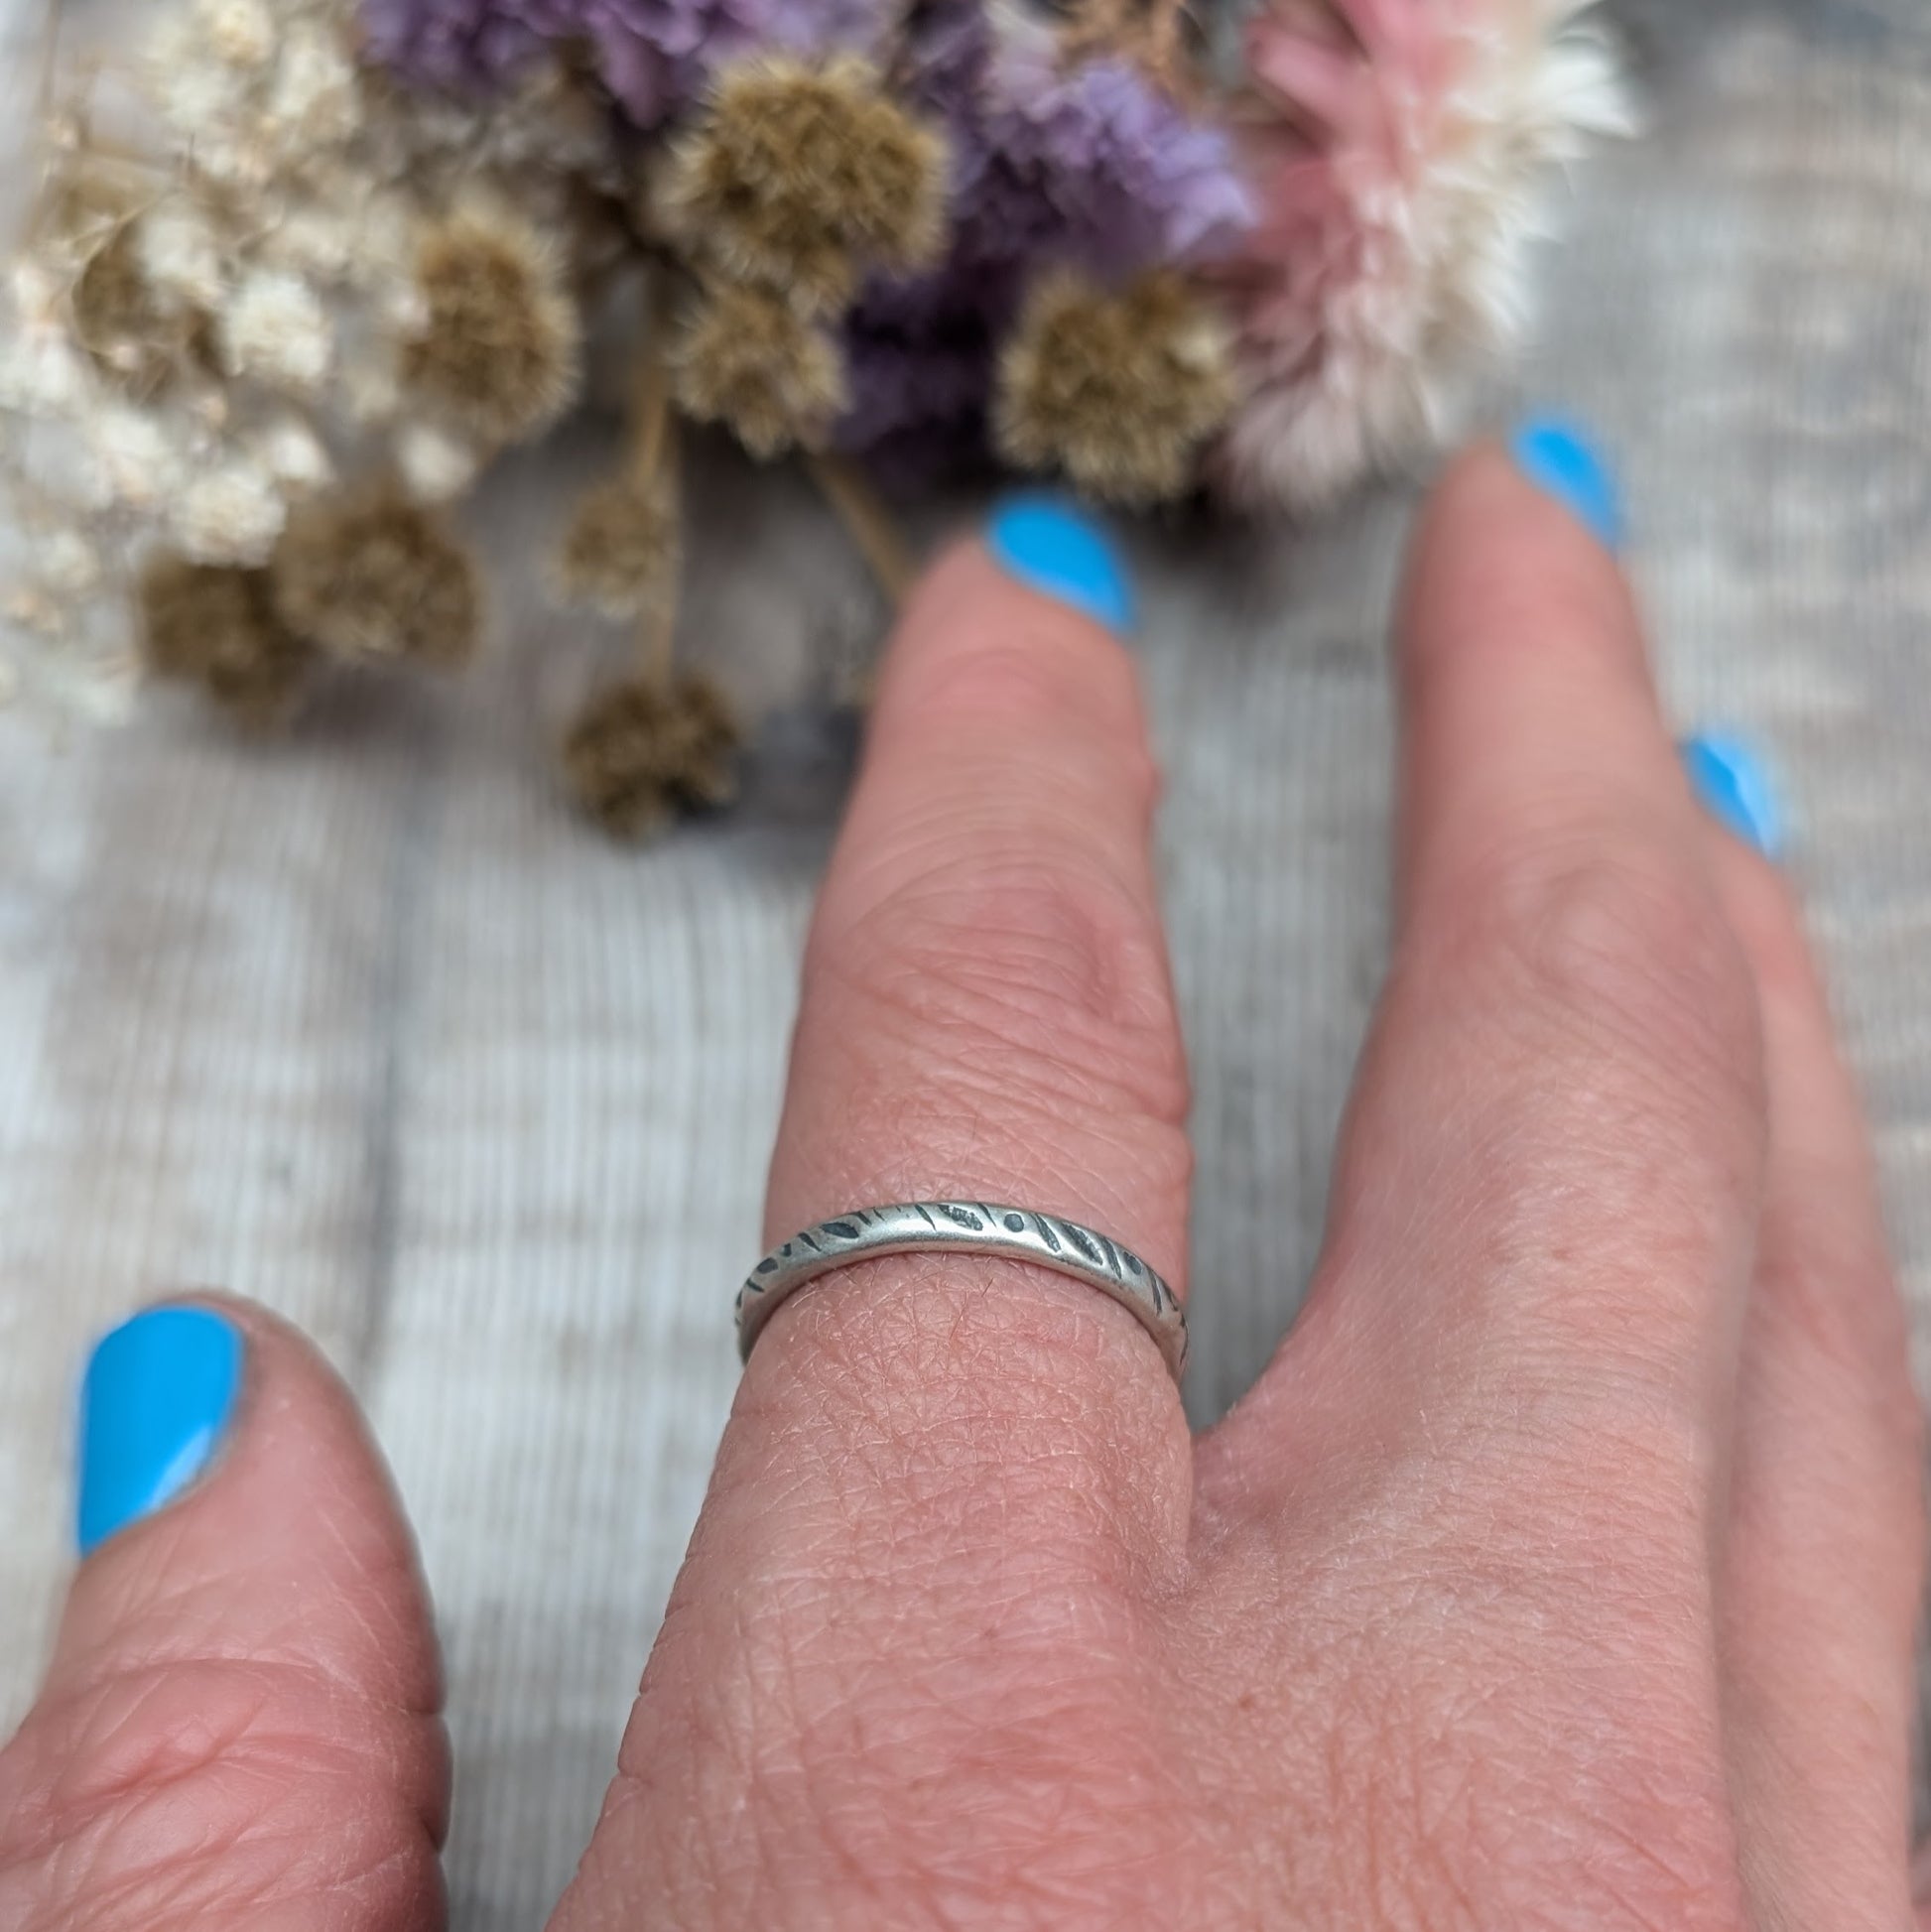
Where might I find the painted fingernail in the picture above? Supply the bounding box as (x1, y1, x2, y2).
(77, 1306, 244, 1557)
(985, 492, 1136, 635)
(1510, 416, 1624, 551)
(1681, 730, 1785, 858)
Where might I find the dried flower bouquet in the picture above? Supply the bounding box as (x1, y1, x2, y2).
(0, 0, 1632, 837)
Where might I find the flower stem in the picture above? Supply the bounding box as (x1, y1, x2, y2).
(627, 345, 673, 483)
(627, 268, 675, 482)
(638, 590, 677, 685)
(805, 451, 915, 608)
(637, 413, 682, 685)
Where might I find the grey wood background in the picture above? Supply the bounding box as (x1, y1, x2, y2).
(4, 2, 1930, 1924)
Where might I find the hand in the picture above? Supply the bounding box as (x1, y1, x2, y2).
(3, 434, 1921, 1931)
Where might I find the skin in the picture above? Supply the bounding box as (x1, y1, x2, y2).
(0, 444, 1923, 1930)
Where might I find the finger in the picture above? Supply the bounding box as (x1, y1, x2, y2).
(752, 495, 1192, 1511)
(0, 1298, 447, 1932)
(1683, 757, 1925, 1932)
(1212, 426, 1765, 1506)
(551, 498, 1192, 1926)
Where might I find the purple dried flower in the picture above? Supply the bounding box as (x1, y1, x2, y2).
(837, 3, 1252, 473)
(361, 0, 554, 93)
(977, 28, 1255, 276)
(837, 255, 1017, 475)
(362, 0, 886, 123)
(578, 0, 767, 123)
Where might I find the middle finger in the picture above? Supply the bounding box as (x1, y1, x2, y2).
(1213, 433, 1767, 1505)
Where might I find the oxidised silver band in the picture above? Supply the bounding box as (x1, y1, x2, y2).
(736, 1202, 1187, 1382)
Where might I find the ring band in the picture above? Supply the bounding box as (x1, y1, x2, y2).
(736, 1202, 1187, 1382)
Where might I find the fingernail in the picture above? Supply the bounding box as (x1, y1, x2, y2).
(985, 492, 1136, 635)
(1681, 730, 1785, 858)
(77, 1306, 244, 1557)
(1510, 416, 1624, 551)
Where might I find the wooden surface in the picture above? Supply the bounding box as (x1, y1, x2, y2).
(5, 4, 1931, 1924)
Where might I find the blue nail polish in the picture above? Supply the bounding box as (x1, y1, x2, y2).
(1681, 731, 1785, 858)
(77, 1307, 243, 1557)
(1510, 417, 1625, 551)
(985, 493, 1136, 635)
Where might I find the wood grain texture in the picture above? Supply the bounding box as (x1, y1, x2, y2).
(4, 4, 1931, 1923)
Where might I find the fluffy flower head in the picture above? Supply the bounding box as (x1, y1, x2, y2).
(174, 456, 290, 564)
(995, 268, 1234, 505)
(1216, 0, 1635, 511)
(400, 202, 582, 445)
(663, 56, 948, 314)
(271, 489, 481, 665)
(220, 267, 333, 392)
(976, 30, 1256, 277)
(673, 279, 846, 458)
(140, 556, 312, 725)
(565, 672, 739, 839)
(554, 466, 680, 618)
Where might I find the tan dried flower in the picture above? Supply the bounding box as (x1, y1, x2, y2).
(400, 203, 581, 447)
(271, 489, 480, 667)
(554, 467, 679, 619)
(995, 269, 1236, 507)
(139, 554, 312, 726)
(662, 56, 947, 315)
(672, 281, 845, 459)
(565, 673, 740, 840)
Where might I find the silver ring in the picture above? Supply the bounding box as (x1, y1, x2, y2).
(736, 1202, 1187, 1383)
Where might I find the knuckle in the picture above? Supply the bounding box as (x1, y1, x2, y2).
(1438, 831, 1770, 1120)
(817, 851, 1189, 1133)
(1508, 840, 1758, 1091)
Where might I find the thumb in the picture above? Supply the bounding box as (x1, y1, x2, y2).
(0, 1298, 448, 1932)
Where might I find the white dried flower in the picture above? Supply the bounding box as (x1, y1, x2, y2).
(8, 261, 62, 330)
(195, 130, 270, 193)
(266, 24, 360, 150)
(148, 14, 250, 135)
(0, 333, 87, 415)
(394, 420, 478, 502)
(195, 0, 276, 69)
(88, 404, 186, 508)
(172, 455, 287, 563)
(261, 203, 354, 281)
(257, 414, 333, 492)
(3, 585, 62, 637)
(135, 201, 227, 311)
(40, 530, 102, 597)
(220, 268, 332, 391)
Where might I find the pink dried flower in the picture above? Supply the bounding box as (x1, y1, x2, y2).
(1215, 0, 1634, 513)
